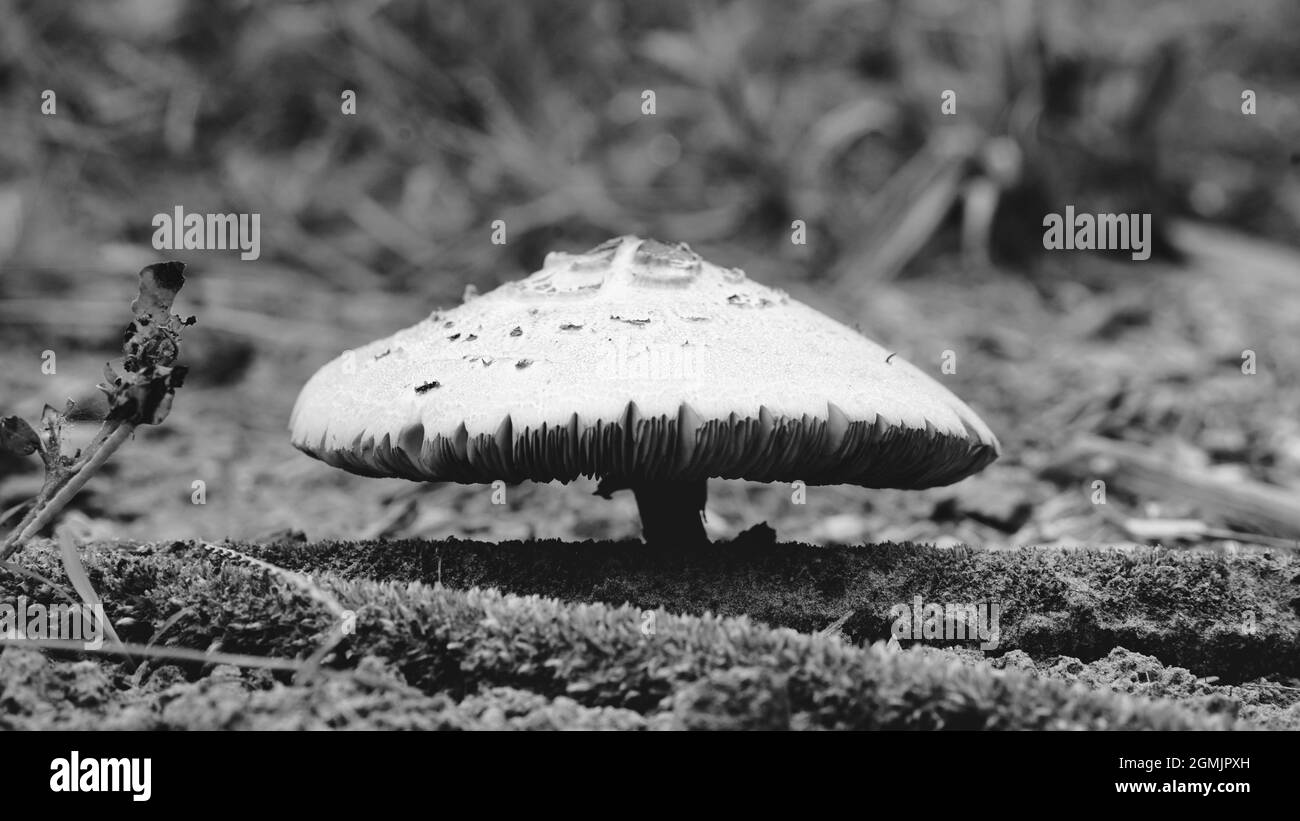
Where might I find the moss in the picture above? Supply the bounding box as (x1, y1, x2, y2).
(245, 537, 1300, 682)
(0, 650, 649, 730)
(0, 540, 1267, 729)
(989, 647, 1300, 731)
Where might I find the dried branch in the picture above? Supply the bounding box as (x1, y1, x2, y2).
(0, 261, 193, 561)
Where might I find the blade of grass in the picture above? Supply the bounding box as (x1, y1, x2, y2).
(56, 527, 126, 653)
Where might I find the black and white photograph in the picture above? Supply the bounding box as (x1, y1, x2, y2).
(0, 0, 1295, 796)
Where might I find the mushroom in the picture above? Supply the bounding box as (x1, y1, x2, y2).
(290, 236, 999, 544)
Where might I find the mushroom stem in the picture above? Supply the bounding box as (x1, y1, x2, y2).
(631, 480, 709, 545)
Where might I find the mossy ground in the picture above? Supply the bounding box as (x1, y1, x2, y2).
(252, 535, 1300, 683)
(2, 537, 1296, 729)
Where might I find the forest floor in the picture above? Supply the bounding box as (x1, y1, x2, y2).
(2, 0, 1299, 730)
(3, 228, 1299, 729)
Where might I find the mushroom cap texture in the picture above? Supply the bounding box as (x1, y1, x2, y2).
(291, 236, 999, 488)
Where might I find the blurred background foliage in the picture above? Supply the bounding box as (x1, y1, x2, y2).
(2, 0, 1297, 297)
(1, 0, 1298, 546)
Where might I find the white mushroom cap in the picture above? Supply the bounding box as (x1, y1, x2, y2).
(291, 236, 999, 488)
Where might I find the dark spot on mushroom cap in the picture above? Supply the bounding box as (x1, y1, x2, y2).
(444, 321, 454, 328)
(447, 333, 461, 341)
(414, 381, 440, 394)
(516, 359, 533, 369)
(612, 315, 651, 326)
(727, 294, 773, 308)
(885, 352, 897, 364)
(510, 326, 522, 337)
(466, 333, 478, 341)
(560, 323, 583, 330)
(373, 349, 391, 360)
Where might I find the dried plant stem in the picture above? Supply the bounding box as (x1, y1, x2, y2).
(190, 541, 353, 682)
(0, 637, 303, 672)
(0, 422, 133, 561)
(0, 559, 80, 602)
(195, 541, 348, 621)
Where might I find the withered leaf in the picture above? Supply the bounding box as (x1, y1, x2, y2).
(0, 416, 41, 456)
(100, 263, 194, 426)
(131, 261, 186, 320)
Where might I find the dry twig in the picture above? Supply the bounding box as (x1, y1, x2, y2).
(0, 261, 192, 561)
